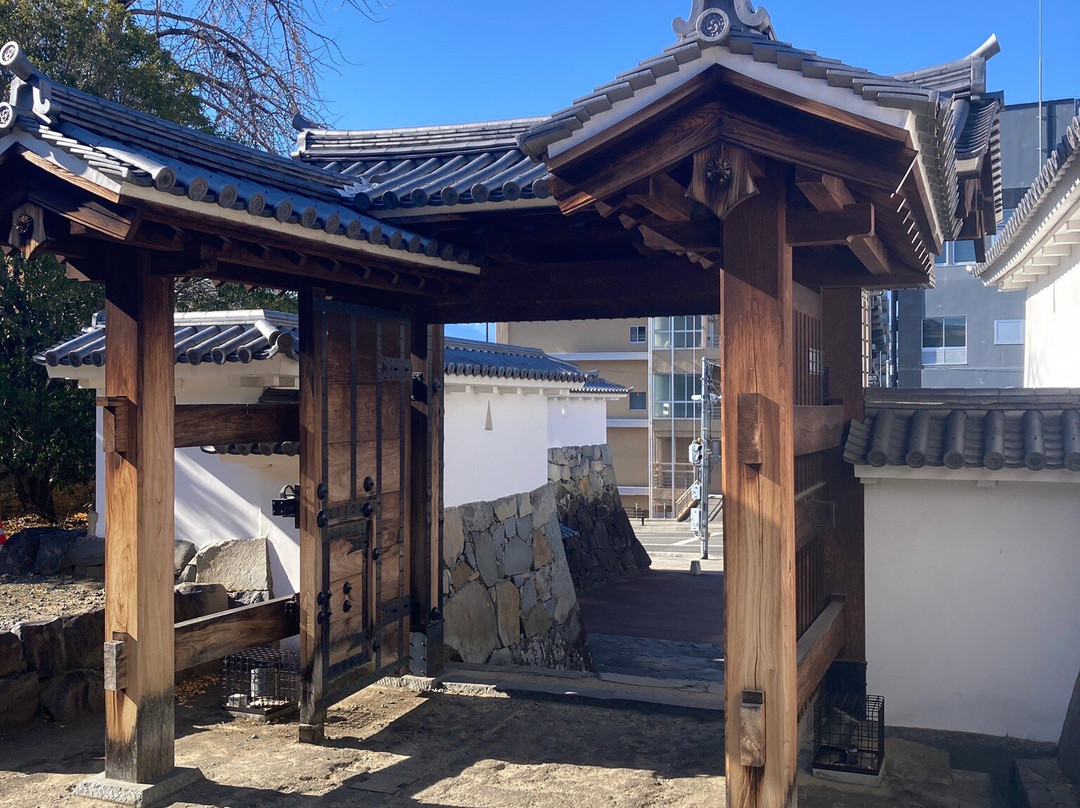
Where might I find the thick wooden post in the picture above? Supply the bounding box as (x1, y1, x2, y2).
(103, 254, 176, 782)
(408, 322, 445, 676)
(722, 164, 798, 808)
(821, 288, 867, 662)
(298, 287, 327, 744)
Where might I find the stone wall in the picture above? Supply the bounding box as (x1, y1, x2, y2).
(441, 485, 590, 670)
(548, 444, 651, 593)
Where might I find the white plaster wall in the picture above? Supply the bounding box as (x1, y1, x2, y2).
(443, 389, 549, 508)
(1024, 247, 1080, 387)
(546, 397, 608, 450)
(865, 477, 1080, 741)
(92, 375, 302, 595)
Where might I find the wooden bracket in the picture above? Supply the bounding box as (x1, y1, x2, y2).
(9, 201, 48, 259)
(690, 143, 758, 220)
(103, 632, 129, 693)
(737, 392, 765, 465)
(99, 396, 137, 459)
(740, 690, 766, 768)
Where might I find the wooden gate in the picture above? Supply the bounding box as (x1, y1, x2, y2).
(298, 290, 411, 742)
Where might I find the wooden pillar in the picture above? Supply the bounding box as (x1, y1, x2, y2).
(298, 286, 327, 744)
(821, 288, 867, 662)
(408, 322, 445, 676)
(721, 164, 798, 808)
(103, 253, 176, 782)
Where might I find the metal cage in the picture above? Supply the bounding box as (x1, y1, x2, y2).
(813, 693, 885, 776)
(223, 646, 300, 721)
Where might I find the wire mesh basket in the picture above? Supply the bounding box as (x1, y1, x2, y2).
(223, 646, 300, 721)
(813, 693, 885, 776)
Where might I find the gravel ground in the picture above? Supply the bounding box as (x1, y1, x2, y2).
(0, 574, 105, 632)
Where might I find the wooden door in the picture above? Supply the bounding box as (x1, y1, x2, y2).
(299, 292, 411, 741)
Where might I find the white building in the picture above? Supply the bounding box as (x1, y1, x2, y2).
(976, 113, 1080, 386)
(845, 388, 1080, 743)
(38, 310, 625, 596)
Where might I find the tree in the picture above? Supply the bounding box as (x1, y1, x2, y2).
(127, 0, 383, 151)
(0, 0, 209, 130)
(0, 256, 101, 520)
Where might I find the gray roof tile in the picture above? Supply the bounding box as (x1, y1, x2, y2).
(844, 389, 1080, 472)
(0, 44, 479, 268)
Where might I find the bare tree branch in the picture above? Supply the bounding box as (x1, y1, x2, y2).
(126, 0, 386, 152)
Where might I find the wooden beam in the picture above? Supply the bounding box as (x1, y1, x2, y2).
(173, 403, 299, 448)
(821, 288, 867, 663)
(626, 173, 696, 222)
(103, 254, 176, 784)
(174, 595, 300, 673)
(722, 163, 798, 808)
(298, 287, 327, 745)
(795, 482, 830, 552)
(408, 323, 445, 675)
(794, 405, 846, 456)
(795, 170, 892, 276)
(796, 599, 847, 710)
(741, 404, 846, 460)
(786, 204, 874, 247)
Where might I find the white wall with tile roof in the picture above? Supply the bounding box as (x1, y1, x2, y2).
(1024, 245, 1080, 387)
(864, 476, 1080, 741)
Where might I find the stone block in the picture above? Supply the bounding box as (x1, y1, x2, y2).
(472, 532, 498, 587)
(174, 583, 229, 622)
(460, 500, 494, 532)
(501, 539, 532, 577)
(443, 507, 465, 565)
(174, 539, 197, 576)
(32, 529, 81, 575)
(523, 604, 551, 638)
(600, 444, 613, 465)
(228, 590, 270, 608)
(493, 496, 517, 523)
(194, 538, 272, 594)
(517, 492, 533, 518)
(0, 671, 39, 730)
(74, 767, 204, 807)
(550, 562, 578, 624)
(547, 463, 561, 483)
(493, 581, 520, 647)
(15, 617, 66, 675)
(63, 608, 105, 669)
(488, 647, 513, 666)
(533, 531, 554, 569)
(450, 560, 472, 591)
(443, 582, 497, 664)
(39, 668, 104, 721)
(0, 529, 41, 574)
(0, 631, 27, 677)
(72, 537, 106, 568)
(550, 447, 566, 466)
(503, 516, 519, 541)
(520, 578, 538, 612)
(178, 563, 197, 583)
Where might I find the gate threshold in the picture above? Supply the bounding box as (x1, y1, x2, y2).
(380, 663, 724, 712)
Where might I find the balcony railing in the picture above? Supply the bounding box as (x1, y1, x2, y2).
(652, 461, 696, 493)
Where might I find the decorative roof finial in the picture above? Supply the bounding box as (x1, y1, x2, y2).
(0, 42, 56, 129)
(673, 1, 776, 44)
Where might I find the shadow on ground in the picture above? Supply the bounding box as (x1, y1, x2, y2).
(0, 682, 726, 808)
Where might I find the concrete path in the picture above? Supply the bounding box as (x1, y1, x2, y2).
(589, 634, 725, 685)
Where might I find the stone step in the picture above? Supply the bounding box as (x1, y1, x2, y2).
(1015, 758, 1080, 808)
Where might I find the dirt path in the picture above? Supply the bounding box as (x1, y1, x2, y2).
(0, 681, 726, 808)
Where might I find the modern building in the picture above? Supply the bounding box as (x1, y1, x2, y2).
(894, 97, 1080, 388)
(499, 316, 723, 518)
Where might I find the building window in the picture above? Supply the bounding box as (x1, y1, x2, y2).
(651, 316, 702, 349)
(652, 373, 701, 418)
(922, 316, 967, 365)
(629, 325, 647, 344)
(994, 319, 1024, 345)
(628, 392, 646, 411)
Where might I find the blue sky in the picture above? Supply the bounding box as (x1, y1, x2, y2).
(318, 0, 1078, 131)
